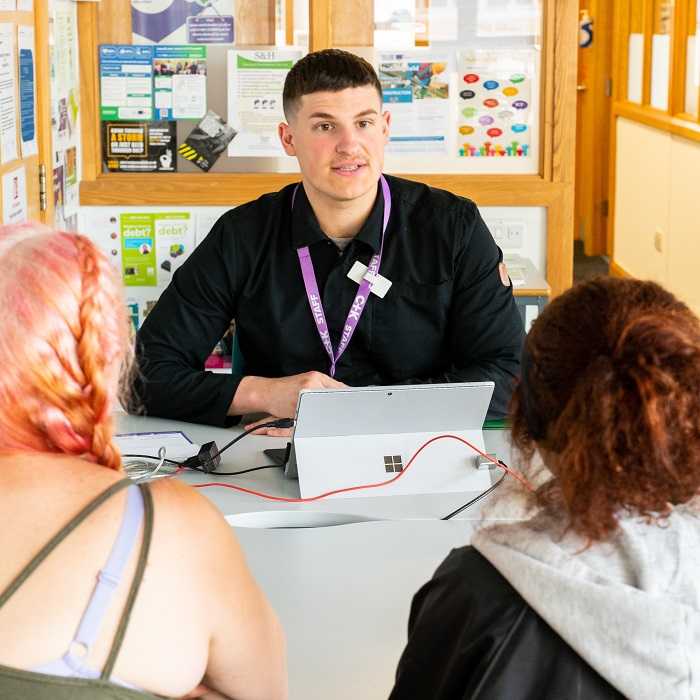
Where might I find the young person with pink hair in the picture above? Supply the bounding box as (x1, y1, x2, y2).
(0, 223, 287, 700)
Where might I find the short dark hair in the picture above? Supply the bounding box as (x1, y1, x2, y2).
(283, 49, 383, 121)
(510, 277, 700, 541)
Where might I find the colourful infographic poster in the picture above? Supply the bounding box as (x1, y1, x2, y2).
(457, 49, 535, 158)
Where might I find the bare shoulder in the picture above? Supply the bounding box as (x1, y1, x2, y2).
(146, 478, 242, 553)
(144, 479, 287, 699)
(137, 478, 251, 622)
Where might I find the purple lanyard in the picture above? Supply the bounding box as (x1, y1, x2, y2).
(294, 175, 391, 377)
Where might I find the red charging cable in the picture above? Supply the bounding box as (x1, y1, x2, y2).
(174, 434, 534, 501)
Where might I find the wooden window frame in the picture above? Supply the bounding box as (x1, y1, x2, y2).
(613, 0, 700, 142)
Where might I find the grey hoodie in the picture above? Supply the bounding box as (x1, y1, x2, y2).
(473, 506, 700, 700)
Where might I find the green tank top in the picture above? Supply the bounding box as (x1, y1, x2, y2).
(0, 479, 173, 700)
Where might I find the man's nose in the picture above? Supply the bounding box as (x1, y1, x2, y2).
(335, 127, 360, 154)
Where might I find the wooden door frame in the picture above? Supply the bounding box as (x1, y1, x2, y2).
(575, 0, 614, 257)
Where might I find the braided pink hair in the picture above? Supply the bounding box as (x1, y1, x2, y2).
(0, 222, 132, 470)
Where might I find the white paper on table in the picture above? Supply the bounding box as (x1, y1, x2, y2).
(114, 431, 200, 462)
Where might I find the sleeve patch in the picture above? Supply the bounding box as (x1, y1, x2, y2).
(498, 262, 511, 287)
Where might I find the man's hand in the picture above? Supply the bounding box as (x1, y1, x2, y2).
(229, 372, 347, 424)
(244, 415, 294, 437)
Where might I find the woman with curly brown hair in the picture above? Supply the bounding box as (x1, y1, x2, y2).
(389, 277, 700, 700)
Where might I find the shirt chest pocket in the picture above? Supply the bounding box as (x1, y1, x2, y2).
(371, 279, 454, 377)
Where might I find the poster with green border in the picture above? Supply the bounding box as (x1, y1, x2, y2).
(121, 213, 157, 286)
(121, 212, 193, 287)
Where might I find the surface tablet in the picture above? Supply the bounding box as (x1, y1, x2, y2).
(282, 382, 495, 499)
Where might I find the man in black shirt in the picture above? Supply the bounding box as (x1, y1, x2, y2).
(133, 49, 525, 429)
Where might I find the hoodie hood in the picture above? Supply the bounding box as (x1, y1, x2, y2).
(472, 507, 700, 700)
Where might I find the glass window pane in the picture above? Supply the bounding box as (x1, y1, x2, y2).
(375, 0, 541, 49)
(375, 0, 419, 48)
(650, 0, 672, 109)
(627, 1, 646, 103)
(684, 1, 700, 116)
(374, 0, 542, 174)
(653, 0, 673, 34)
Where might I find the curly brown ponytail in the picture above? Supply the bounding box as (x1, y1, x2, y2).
(511, 277, 700, 541)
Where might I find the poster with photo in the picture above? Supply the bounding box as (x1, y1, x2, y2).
(178, 110, 235, 172)
(121, 213, 158, 286)
(153, 45, 206, 120)
(102, 121, 177, 172)
(1, 167, 26, 224)
(456, 48, 535, 158)
(120, 212, 193, 287)
(378, 52, 451, 156)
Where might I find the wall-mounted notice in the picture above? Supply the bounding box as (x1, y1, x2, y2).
(2, 166, 26, 224)
(53, 164, 65, 227)
(121, 212, 158, 286)
(154, 213, 194, 285)
(18, 26, 37, 158)
(456, 49, 535, 158)
(378, 52, 451, 156)
(179, 109, 235, 171)
(0, 24, 18, 164)
(64, 146, 78, 218)
(153, 45, 206, 120)
(121, 212, 192, 287)
(132, 0, 234, 45)
(103, 120, 177, 172)
(227, 50, 301, 157)
(99, 44, 154, 121)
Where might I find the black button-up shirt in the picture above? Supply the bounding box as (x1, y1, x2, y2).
(134, 174, 525, 425)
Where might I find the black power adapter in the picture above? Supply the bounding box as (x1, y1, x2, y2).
(182, 441, 221, 473)
(198, 441, 221, 473)
(181, 419, 294, 474)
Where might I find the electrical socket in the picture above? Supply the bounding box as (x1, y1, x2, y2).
(486, 218, 524, 248)
(504, 223, 524, 248)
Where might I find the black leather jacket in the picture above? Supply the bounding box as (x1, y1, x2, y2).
(389, 546, 626, 700)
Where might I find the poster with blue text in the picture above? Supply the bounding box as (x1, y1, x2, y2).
(132, 0, 234, 45)
(378, 52, 450, 156)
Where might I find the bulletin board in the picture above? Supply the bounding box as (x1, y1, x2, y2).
(77, 0, 578, 297)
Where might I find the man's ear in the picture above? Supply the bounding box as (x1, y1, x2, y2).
(381, 111, 391, 145)
(278, 122, 296, 156)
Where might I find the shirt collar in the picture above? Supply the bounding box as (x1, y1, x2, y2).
(290, 180, 386, 254)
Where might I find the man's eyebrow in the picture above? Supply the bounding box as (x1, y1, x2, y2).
(308, 108, 380, 120)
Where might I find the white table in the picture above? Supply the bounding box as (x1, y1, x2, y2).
(115, 414, 527, 700)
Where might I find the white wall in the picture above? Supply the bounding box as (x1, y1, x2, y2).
(613, 117, 700, 315)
